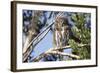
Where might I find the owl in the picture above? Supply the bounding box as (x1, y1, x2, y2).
(53, 16, 69, 61)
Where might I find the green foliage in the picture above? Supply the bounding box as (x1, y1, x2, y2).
(69, 13, 91, 60)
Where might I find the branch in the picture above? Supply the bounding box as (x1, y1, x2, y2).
(31, 53, 46, 62)
(23, 28, 51, 62)
(31, 50, 80, 62)
(46, 51, 80, 59)
(23, 12, 67, 61)
(48, 44, 90, 52)
(23, 23, 53, 55)
(31, 44, 90, 62)
(24, 12, 64, 51)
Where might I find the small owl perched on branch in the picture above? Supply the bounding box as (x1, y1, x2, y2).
(53, 15, 69, 60)
(54, 16, 69, 47)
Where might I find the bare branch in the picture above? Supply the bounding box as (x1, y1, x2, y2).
(31, 44, 90, 62)
(48, 44, 90, 52)
(46, 51, 80, 59)
(31, 50, 80, 62)
(23, 28, 51, 62)
(23, 11, 61, 56)
(23, 12, 69, 62)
